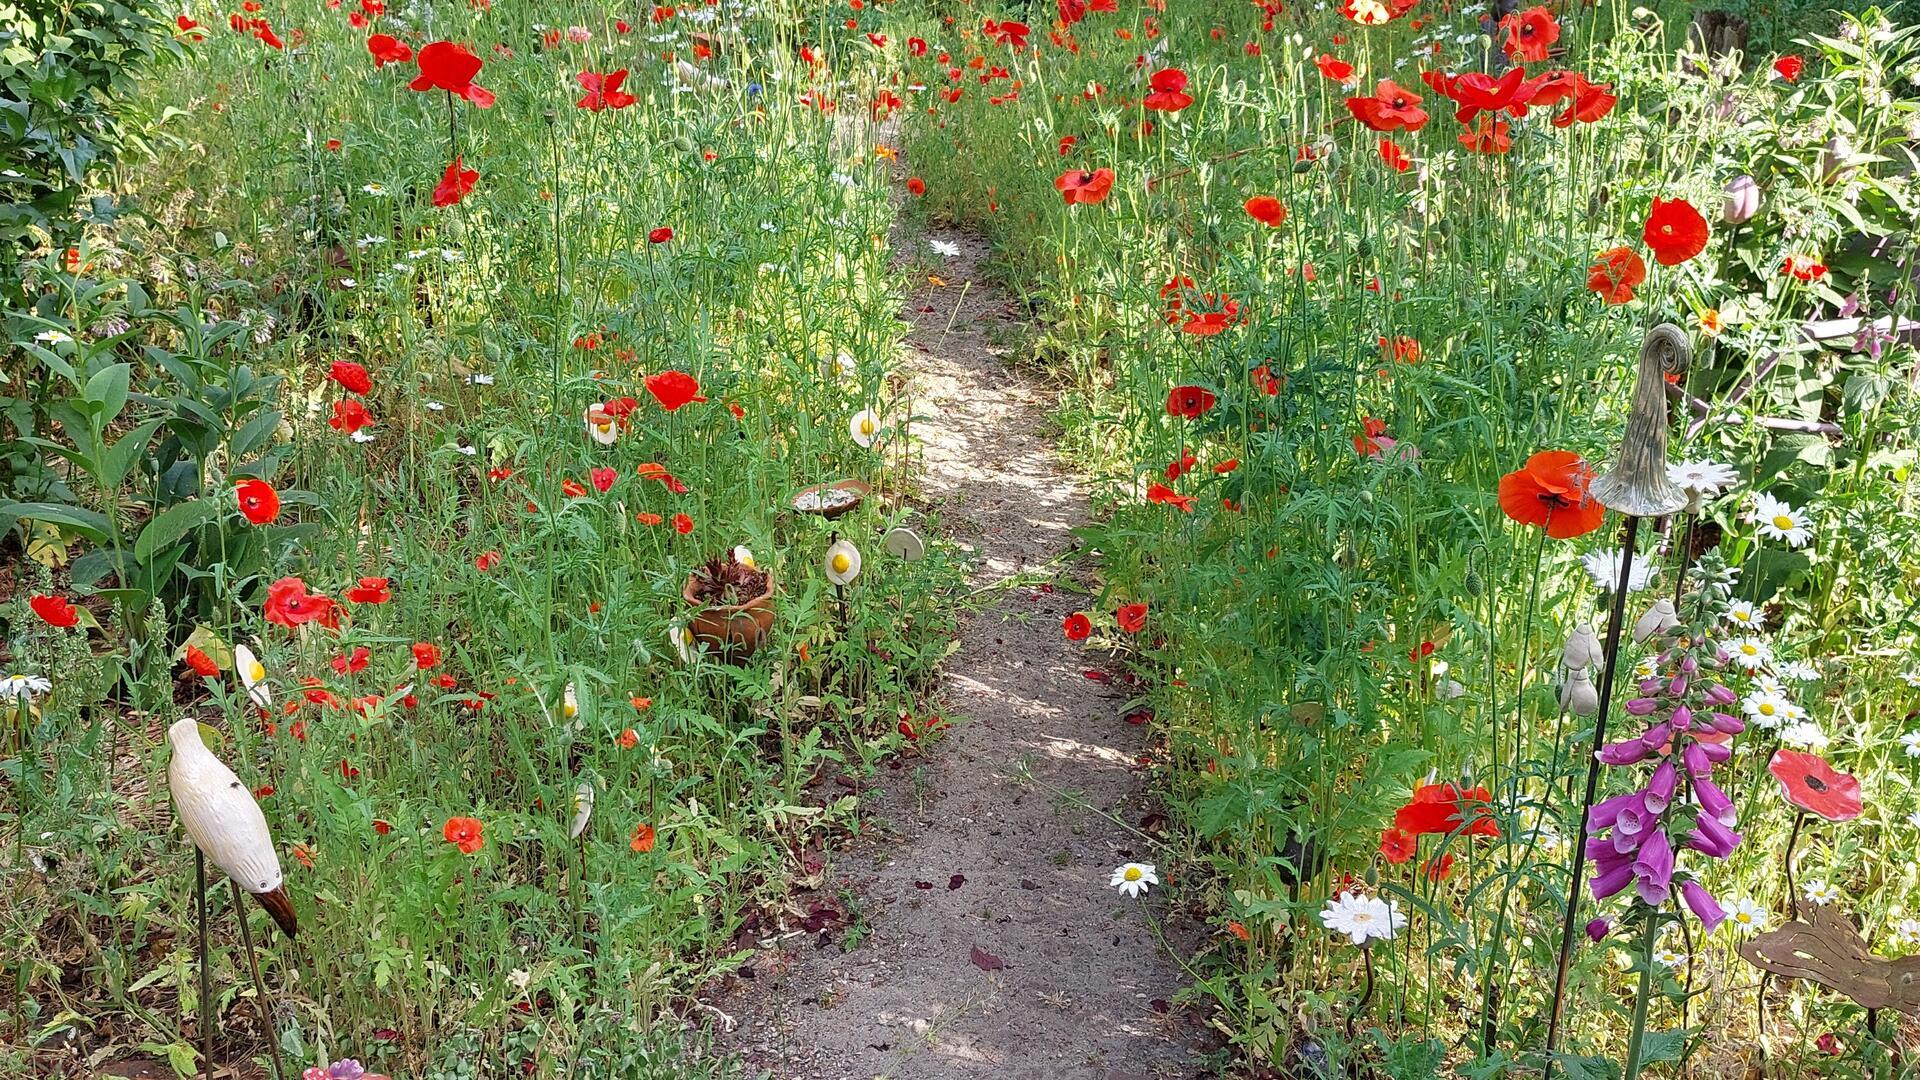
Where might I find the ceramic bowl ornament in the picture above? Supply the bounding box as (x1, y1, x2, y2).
(167, 717, 297, 937)
(792, 479, 870, 520)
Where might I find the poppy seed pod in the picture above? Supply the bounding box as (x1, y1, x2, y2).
(1562, 622, 1601, 670)
(1633, 599, 1679, 644)
(1721, 175, 1760, 224)
(1560, 667, 1600, 716)
(1592, 325, 1691, 518)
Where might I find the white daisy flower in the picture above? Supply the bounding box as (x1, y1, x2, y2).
(1909, 809, 1920, 830)
(1109, 862, 1159, 898)
(1779, 721, 1830, 751)
(1892, 918, 1920, 949)
(929, 239, 961, 258)
(1742, 690, 1793, 728)
(1319, 890, 1405, 945)
(350, 429, 376, 444)
(1803, 879, 1842, 906)
(361, 182, 389, 196)
(1652, 947, 1687, 968)
(1903, 670, 1920, 689)
(1724, 600, 1765, 630)
(1726, 637, 1773, 672)
(1752, 492, 1813, 548)
(34, 329, 73, 345)
(425, 400, 445, 412)
(466, 374, 494, 386)
(1902, 732, 1920, 758)
(0, 673, 52, 700)
(1778, 660, 1820, 682)
(1667, 460, 1738, 495)
(1725, 897, 1770, 936)
(1581, 549, 1658, 593)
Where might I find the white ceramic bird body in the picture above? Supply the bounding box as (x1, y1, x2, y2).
(167, 718, 298, 937)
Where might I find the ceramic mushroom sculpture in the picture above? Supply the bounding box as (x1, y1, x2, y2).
(167, 718, 298, 938)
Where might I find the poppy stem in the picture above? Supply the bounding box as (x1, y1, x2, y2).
(445, 90, 458, 161)
(1544, 514, 1640, 1072)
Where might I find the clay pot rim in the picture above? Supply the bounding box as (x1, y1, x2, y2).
(682, 566, 776, 611)
(790, 478, 871, 516)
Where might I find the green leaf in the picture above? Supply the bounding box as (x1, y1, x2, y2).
(133, 499, 218, 563)
(84, 361, 131, 422)
(0, 500, 114, 543)
(1637, 1028, 1687, 1064)
(97, 416, 164, 490)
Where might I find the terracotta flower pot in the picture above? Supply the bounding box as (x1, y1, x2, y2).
(682, 569, 776, 662)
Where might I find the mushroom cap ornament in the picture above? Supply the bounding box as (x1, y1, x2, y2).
(167, 718, 298, 937)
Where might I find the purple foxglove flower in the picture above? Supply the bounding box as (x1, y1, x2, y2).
(1599, 739, 1651, 766)
(1670, 705, 1694, 731)
(1708, 711, 1745, 734)
(1681, 879, 1726, 932)
(1640, 722, 1675, 752)
(1680, 655, 1697, 674)
(1643, 761, 1677, 815)
(1688, 813, 1741, 858)
(1705, 683, 1736, 706)
(1638, 677, 1661, 695)
(1695, 777, 1737, 827)
(1591, 852, 1635, 900)
(1668, 671, 1689, 696)
(1633, 829, 1675, 905)
(1682, 740, 1713, 779)
(1626, 696, 1661, 716)
(1696, 739, 1731, 764)
(1586, 917, 1612, 942)
(1588, 792, 1639, 832)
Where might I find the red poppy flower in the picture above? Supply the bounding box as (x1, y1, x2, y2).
(1182, 307, 1239, 337)
(1244, 195, 1287, 227)
(432, 156, 478, 208)
(1552, 75, 1617, 127)
(1497, 450, 1606, 539)
(1062, 612, 1092, 641)
(1378, 138, 1412, 172)
(412, 642, 441, 670)
(1772, 55, 1804, 82)
(1445, 67, 1530, 125)
(672, 513, 694, 534)
(1116, 603, 1147, 633)
(1378, 826, 1416, 864)
(645, 370, 706, 411)
(345, 576, 391, 604)
(1393, 783, 1499, 837)
(630, 823, 657, 853)
(1165, 385, 1216, 419)
(1346, 80, 1427, 132)
(1781, 253, 1827, 281)
(474, 551, 500, 571)
(263, 576, 337, 628)
(236, 478, 281, 525)
(575, 69, 635, 111)
(648, 226, 673, 244)
(1768, 750, 1862, 821)
(1458, 115, 1512, 154)
(443, 815, 485, 854)
(1315, 54, 1354, 81)
(906, 177, 926, 196)
(410, 41, 494, 107)
(367, 33, 411, 67)
(1643, 197, 1710, 266)
(1145, 483, 1195, 512)
(184, 644, 220, 676)
(30, 594, 79, 628)
(332, 646, 370, 674)
(328, 360, 372, 395)
(590, 466, 618, 493)
(1055, 167, 1115, 205)
(1586, 246, 1646, 304)
(329, 399, 373, 434)
(984, 18, 1030, 47)
(1143, 67, 1192, 111)
(1498, 6, 1559, 63)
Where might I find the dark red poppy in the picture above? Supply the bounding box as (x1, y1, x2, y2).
(329, 399, 373, 434)
(432, 156, 478, 207)
(647, 226, 673, 244)
(645, 370, 706, 411)
(1055, 167, 1115, 205)
(1499, 6, 1559, 63)
(345, 576, 391, 604)
(1497, 450, 1605, 539)
(1143, 68, 1193, 111)
(1165, 385, 1216, 419)
(1643, 198, 1709, 266)
(1345, 80, 1427, 132)
(236, 478, 281, 525)
(329, 359, 372, 395)
(1772, 55, 1804, 82)
(906, 177, 926, 196)
(576, 69, 635, 111)
(410, 41, 495, 107)
(30, 594, 79, 628)
(1768, 750, 1862, 821)
(1393, 783, 1499, 837)
(367, 33, 411, 67)
(1062, 612, 1092, 641)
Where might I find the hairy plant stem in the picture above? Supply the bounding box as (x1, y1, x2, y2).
(1623, 913, 1658, 1080)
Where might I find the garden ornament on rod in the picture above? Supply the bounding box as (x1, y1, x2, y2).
(1544, 323, 1692, 1065)
(167, 717, 293, 1080)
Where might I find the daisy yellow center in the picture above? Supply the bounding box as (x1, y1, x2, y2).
(1773, 514, 1794, 530)
(1759, 703, 1776, 715)
(832, 553, 852, 574)
(1124, 866, 1142, 881)
(1740, 644, 1758, 656)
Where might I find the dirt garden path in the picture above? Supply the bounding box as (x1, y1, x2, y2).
(712, 230, 1207, 1079)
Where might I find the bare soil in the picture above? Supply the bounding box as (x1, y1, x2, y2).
(711, 230, 1210, 1079)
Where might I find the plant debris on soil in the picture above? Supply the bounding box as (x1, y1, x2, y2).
(690, 553, 771, 607)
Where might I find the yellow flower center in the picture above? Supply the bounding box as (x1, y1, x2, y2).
(244, 662, 265, 683)
(1760, 703, 1776, 715)
(832, 553, 852, 574)
(1772, 514, 1794, 530)
(1124, 866, 1142, 881)
(860, 418, 876, 436)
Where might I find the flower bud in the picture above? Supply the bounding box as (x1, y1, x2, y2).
(1723, 175, 1760, 223)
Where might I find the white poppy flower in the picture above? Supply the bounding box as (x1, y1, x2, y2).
(569, 781, 594, 839)
(849, 408, 881, 448)
(563, 683, 579, 719)
(669, 623, 697, 665)
(733, 545, 757, 569)
(1667, 459, 1737, 495)
(584, 404, 618, 446)
(234, 644, 271, 709)
(1319, 890, 1405, 945)
(1109, 862, 1158, 898)
(825, 539, 862, 586)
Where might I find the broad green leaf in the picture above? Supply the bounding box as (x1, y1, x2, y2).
(133, 498, 218, 563)
(0, 501, 113, 543)
(84, 361, 131, 422)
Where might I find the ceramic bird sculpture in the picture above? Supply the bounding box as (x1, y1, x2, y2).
(1591, 324, 1691, 518)
(167, 718, 298, 938)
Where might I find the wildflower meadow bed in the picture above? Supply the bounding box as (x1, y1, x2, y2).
(3, 0, 1919, 1076)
